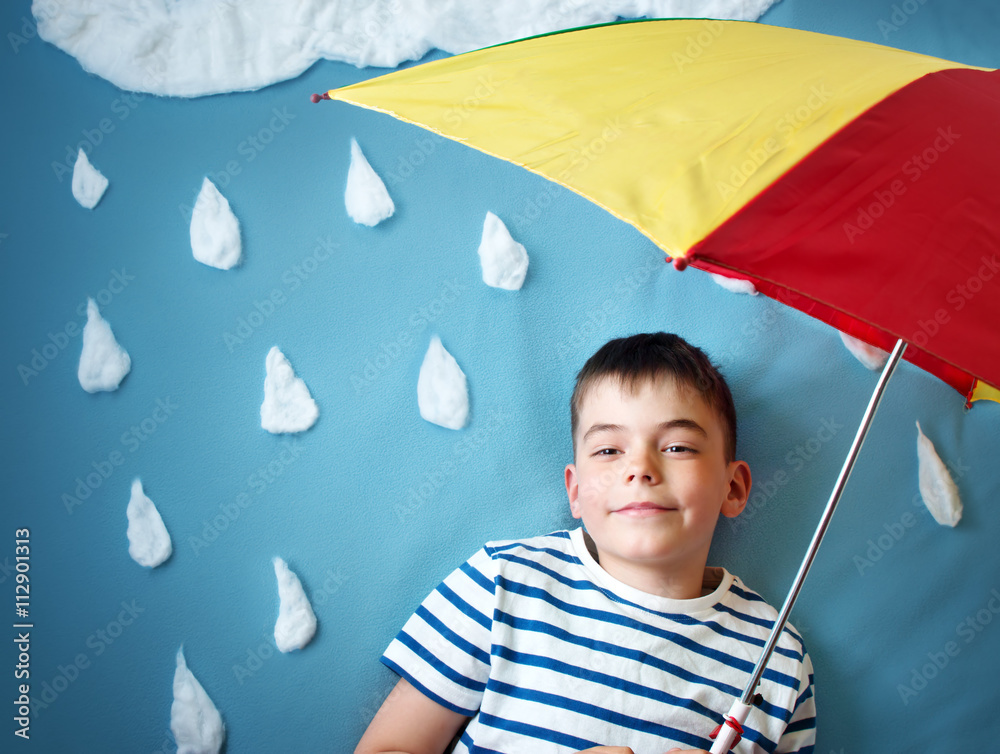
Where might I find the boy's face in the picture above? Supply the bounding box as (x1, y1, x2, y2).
(565, 376, 750, 591)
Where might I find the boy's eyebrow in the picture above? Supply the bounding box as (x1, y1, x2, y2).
(582, 419, 708, 443)
(582, 423, 625, 443)
(658, 419, 708, 437)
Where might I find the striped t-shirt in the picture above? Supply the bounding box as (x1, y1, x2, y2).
(382, 528, 816, 753)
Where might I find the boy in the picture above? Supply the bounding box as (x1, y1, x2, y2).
(356, 332, 816, 754)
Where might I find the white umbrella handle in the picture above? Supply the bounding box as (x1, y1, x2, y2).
(708, 700, 752, 753)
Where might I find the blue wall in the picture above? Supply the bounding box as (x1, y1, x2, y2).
(2, 0, 998, 751)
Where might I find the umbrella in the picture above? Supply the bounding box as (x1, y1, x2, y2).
(314, 18, 1000, 751)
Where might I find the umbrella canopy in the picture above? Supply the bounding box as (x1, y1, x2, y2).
(319, 19, 1000, 405)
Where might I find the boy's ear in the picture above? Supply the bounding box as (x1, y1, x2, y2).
(565, 464, 583, 519)
(721, 460, 752, 518)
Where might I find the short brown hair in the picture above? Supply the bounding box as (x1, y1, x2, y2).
(570, 332, 737, 462)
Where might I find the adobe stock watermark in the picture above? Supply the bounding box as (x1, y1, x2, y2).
(7, 1, 58, 53)
(148, 729, 177, 754)
(222, 235, 338, 353)
(712, 288, 803, 376)
(555, 254, 662, 363)
(842, 126, 960, 244)
(0, 555, 18, 585)
(853, 456, 969, 576)
(62, 396, 180, 514)
(50, 60, 167, 183)
(350, 277, 466, 396)
(897, 587, 1000, 706)
(716, 83, 833, 200)
(878, 0, 932, 40)
(17, 267, 136, 387)
(188, 440, 304, 556)
(732, 416, 844, 530)
(394, 407, 509, 522)
(510, 116, 624, 233)
(443, 73, 502, 129)
(231, 567, 347, 684)
(29, 599, 145, 717)
(350, 0, 403, 60)
(672, 19, 726, 72)
(384, 134, 441, 187)
(906, 254, 997, 350)
(178, 106, 297, 206)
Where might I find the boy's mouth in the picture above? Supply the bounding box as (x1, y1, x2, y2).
(614, 501, 676, 516)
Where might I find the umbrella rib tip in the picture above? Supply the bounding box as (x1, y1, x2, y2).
(669, 254, 693, 271)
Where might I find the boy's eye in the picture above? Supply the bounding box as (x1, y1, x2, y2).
(593, 448, 621, 456)
(663, 445, 695, 454)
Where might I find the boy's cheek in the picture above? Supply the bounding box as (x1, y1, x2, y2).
(578, 473, 615, 508)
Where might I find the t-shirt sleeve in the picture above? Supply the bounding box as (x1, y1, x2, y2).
(776, 648, 816, 753)
(381, 546, 497, 716)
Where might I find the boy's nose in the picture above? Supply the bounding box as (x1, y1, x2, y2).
(624, 450, 660, 484)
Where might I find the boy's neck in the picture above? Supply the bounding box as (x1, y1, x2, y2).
(584, 530, 712, 600)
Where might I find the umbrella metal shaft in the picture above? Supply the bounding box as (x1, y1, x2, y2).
(738, 338, 907, 706)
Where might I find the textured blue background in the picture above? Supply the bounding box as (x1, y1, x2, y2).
(1, 0, 998, 751)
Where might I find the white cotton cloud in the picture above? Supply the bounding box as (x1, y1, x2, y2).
(32, 1, 777, 97)
(709, 271, 758, 295)
(417, 335, 468, 430)
(78, 298, 130, 392)
(170, 647, 225, 754)
(260, 347, 319, 434)
(273, 557, 318, 653)
(190, 178, 242, 270)
(916, 421, 962, 527)
(126, 478, 172, 567)
(345, 138, 394, 227)
(839, 331, 889, 371)
(478, 211, 528, 290)
(71, 148, 108, 209)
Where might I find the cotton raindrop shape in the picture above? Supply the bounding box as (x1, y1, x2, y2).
(839, 331, 889, 371)
(417, 335, 468, 430)
(126, 478, 172, 567)
(190, 177, 242, 269)
(709, 271, 757, 295)
(170, 647, 225, 754)
(477, 211, 528, 290)
(273, 557, 317, 653)
(345, 138, 394, 226)
(916, 421, 962, 527)
(78, 298, 131, 392)
(260, 346, 319, 433)
(72, 149, 108, 209)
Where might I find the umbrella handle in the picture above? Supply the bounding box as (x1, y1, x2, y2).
(708, 700, 752, 753)
(707, 338, 907, 753)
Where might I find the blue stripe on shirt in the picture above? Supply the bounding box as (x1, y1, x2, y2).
(490, 644, 788, 751)
(459, 558, 495, 594)
(416, 605, 491, 665)
(496, 574, 802, 692)
(493, 644, 721, 720)
(493, 607, 741, 697)
(495, 552, 804, 665)
(483, 680, 712, 749)
(379, 656, 478, 717)
(437, 582, 492, 632)
(477, 711, 599, 751)
(395, 629, 487, 694)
